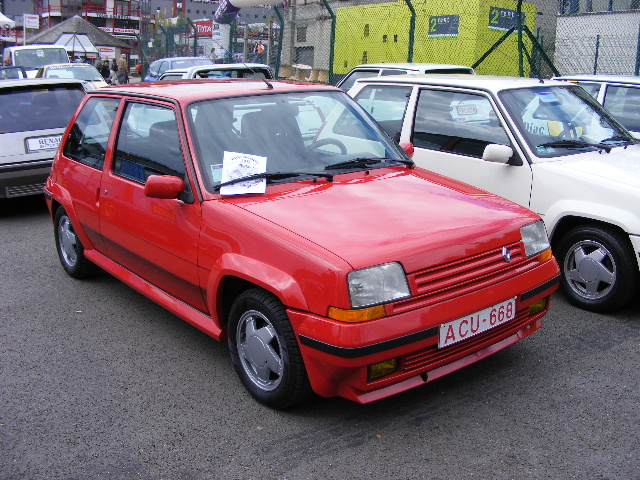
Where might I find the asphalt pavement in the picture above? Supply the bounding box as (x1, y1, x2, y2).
(1, 195, 639, 480)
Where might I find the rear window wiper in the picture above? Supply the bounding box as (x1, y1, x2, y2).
(537, 140, 612, 153)
(324, 157, 413, 171)
(213, 171, 333, 191)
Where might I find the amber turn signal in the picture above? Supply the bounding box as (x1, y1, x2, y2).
(327, 305, 386, 322)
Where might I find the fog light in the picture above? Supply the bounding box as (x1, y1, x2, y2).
(528, 298, 547, 315)
(368, 358, 398, 381)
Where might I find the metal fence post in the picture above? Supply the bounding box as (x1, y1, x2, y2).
(274, 6, 284, 78)
(594, 34, 600, 74)
(320, 0, 336, 84)
(635, 24, 640, 75)
(404, 0, 416, 63)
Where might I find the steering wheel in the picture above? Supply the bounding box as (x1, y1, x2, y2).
(306, 138, 347, 154)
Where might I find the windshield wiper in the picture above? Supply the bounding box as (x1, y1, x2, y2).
(600, 134, 636, 146)
(214, 171, 333, 191)
(537, 140, 612, 153)
(324, 157, 413, 171)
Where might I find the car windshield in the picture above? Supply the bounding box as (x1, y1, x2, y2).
(0, 85, 85, 133)
(187, 90, 409, 192)
(499, 85, 635, 158)
(14, 48, 68, 70)
(46, 65, 103, 81)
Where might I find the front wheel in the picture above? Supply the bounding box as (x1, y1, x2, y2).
(228, 288, 312, 409)
(54, 206, 99, 279)
(555, 225, 639, 312)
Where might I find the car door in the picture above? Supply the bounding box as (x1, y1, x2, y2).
(98, 100, 207, 312)
(404, 87, 534, 208)
(61, 96, 120, 253)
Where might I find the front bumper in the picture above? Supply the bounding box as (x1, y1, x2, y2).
(290, 269, 559, 403)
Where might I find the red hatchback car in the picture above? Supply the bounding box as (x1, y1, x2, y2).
(45, 79, 559, 408)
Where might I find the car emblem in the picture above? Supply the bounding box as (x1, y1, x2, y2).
(502, 246, 512, 263)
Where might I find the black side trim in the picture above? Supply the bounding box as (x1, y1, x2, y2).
(298, 326, 438, 359)
(521, 275, 560, 302)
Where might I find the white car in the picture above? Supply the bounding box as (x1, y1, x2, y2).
(158, 63, 274, 81)
(348, 74, 640, 312)
(554, 75, 640, 138)
(336, 63, 475, 91)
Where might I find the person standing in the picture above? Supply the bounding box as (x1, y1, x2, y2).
(116, 54, 129, 83)
(99, 60, 110, 80)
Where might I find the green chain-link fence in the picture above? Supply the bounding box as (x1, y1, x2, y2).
(137, 0, 640, 83)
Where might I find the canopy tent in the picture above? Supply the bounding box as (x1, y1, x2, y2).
(0, 12, 16, 29)
(55, 33, 99, 59)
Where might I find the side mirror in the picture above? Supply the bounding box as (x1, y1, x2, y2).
(399, 142, 414, 158)
(144, 175, 185, 199)
(482, 144, 513, 164)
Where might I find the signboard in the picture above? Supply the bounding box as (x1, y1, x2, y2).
(98, 46, 116, 59)
(24, 14, 39, 29)
(488, 7, 525, 32)
(428, 15, 459, 37)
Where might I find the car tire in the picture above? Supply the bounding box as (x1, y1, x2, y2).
(228, 288, 313, 409)
(54, 206, 99, 279)
(556, 225, 639, 312)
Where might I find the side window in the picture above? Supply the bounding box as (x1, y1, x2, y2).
(379, 69, 409, 76)
(576, 82, 601, 99)
(603, 85, 640, 133)
(113, 103, 186, 183)
(355, 85, 412, 141)
(63, 97, 119, 169)
(412, 89, 510, 158)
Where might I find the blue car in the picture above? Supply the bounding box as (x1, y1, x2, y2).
(143, 57, 214, 82)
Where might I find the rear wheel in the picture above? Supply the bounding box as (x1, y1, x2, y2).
(228, 288, 312, 409)
(54, 206, 99, 279)
(556, 225, 638, 312)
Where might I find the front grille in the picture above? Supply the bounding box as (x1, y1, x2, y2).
(6, 182, 46, 198)
(401, 307, 532, 374)
(389, 242, 537, 315)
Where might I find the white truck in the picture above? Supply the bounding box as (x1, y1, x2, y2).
(3, 44, 69, 78)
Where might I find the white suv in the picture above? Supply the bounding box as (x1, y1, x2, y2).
(349, 74, 640, 312)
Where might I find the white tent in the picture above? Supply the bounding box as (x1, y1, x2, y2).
(55, 33, 99, 58)
(0, 12, 16, 29)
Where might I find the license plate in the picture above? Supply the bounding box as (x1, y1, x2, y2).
(26, 135, 61, 152)
(456, 105, 477, 116)
(439, 297, 516, 348)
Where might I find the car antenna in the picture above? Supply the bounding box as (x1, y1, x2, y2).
(213, 40, 273, 90)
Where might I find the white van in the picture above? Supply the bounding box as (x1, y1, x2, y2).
(3, 45, 69, 78)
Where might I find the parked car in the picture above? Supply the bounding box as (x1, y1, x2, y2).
(0, 78, 87, 200)
(35, 63, 109, 89)
(0, 65, 28, 80)
(348, 74, 639, 312)
(553, 75, 640, 138)
(143, 57, 214, 81)
(44, 79, 559, 408)
(158, 63, 274, 81)
(335, 63, 475, 91)
(2, 44, 69, 78)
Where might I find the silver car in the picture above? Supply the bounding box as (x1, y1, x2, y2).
(336, 62, 475, 91)
(554, 75, 640, 138)
(158, 63, 274, 81)
(0, 78, 87, 199)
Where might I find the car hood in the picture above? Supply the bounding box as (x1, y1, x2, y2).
(540, 144, 640, 188)
(222, 168, 535, 272)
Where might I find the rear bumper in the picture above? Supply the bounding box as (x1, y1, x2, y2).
(0, 159, 52, 198)
(291, 270, 559, 403)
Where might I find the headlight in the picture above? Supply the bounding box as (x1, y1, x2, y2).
(348, 262, 411, 308)
(521, 220, 551, 258)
